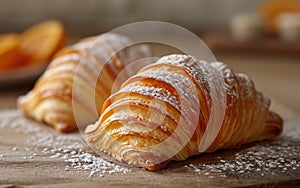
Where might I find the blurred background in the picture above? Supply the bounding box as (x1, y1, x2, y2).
(0, 0, 300, 115)
(0, 0, 262, 36)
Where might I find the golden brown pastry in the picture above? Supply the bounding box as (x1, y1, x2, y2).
(85, 54, 283, 170)
(18, 33, 151, 133)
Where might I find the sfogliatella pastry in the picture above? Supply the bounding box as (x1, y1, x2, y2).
(85, 54, 283, 170)
(18, 33, 151, 133)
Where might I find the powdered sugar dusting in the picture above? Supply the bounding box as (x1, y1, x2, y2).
(157, 55, 211, 97)
(0, 109, 131, 177)
(137, 70, 199, 111)
(121, 84, 180, 113)
(185, 123, 300, 178)
(157, 55, 228, 152)
(158, 55, 238, 102)
(47, 148, 131, 177)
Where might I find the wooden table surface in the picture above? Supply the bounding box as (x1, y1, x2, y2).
(0, 49, 299, 187)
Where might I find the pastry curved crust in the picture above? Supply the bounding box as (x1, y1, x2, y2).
(18, 33, 151, 133)
(85, 54, 283, 170)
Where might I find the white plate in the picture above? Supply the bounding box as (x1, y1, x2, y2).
(0, 63, 47, 85)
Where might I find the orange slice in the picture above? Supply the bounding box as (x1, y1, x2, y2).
(20, 20, 67, 64)
(0, 33, 25, 72)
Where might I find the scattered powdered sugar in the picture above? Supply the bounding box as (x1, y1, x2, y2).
(1, 103, 299, 179)
(185, 137, 300, 179)
(47, 148, 131, 177)
(0, 110, 41, 134)
(0, 109, 131, 177)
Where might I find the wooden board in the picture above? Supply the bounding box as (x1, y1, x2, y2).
(0, 103, 299, 188)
